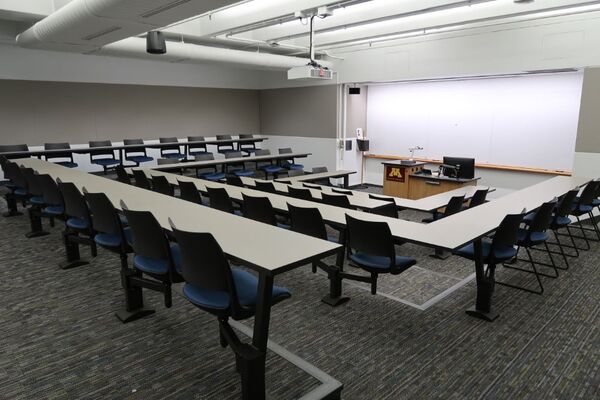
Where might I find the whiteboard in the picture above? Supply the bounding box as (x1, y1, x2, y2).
(366, 73, 583, 171)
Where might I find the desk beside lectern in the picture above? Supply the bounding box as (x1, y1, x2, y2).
(382, 160, 479, 199)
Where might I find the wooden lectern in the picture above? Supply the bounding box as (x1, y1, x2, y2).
(382, 161, 425, 198)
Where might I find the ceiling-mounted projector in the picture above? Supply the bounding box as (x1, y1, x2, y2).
(288, 64, 333, 80)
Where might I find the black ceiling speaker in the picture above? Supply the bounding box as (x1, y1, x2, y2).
(348, 87, 361, 95)
(146, 31, 166, 54)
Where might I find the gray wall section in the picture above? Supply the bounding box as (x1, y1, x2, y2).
(576, 67, 600, 153)
(0, 79, 260, 145)
(259, 84, 338, 138)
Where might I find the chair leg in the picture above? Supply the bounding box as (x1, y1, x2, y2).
(370, 273, 378, 295)
(576, 216, 591, 250)
(543, 241, 559, 276)
(500, 247, 545, 294)
(311, 262, 317, 273)
(589, 212, 600, 240)
(553, 230, 569, 269)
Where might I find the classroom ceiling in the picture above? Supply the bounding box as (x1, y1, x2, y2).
(1, 0, 600, 69)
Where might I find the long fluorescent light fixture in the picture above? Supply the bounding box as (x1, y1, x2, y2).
(319, 1, 600, 51)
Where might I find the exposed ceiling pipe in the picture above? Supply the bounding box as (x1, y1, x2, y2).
(92, 37, 332, 70)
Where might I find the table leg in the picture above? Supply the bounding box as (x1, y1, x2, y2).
(466, 239, 499, 322)
(343, 175, 349, 188)
(59, 229, 89, 269)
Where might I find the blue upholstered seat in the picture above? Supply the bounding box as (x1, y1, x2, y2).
(327, 235, 339, 243)
(93, 158, 120, 167)
(94, 228, 132, 248)
(30, 196, 45, 205)
(283, 162, 304, 170)
(523, 212, 536, 224)
(349, 253, 416, 272)
(572, 203, 593, 213)
(163, 153, 185, 159)
(276, 222, 290, 230)
(262, 165, 283, 174)
(119, 214, 128, 226)
(551, 216, 571, 228)
(454, 240, 517, 262)
(183, 268, 290, 310)
(55, 161, 78, 168)
(126, 155, 153, 164)
(43, 205, 64, 215)
(233, 170, 254, 177)
(133, 243, 182, 275)
(66, 217, 89, 230)
(202, 172, 225, 181)
(189, 150, 209, 156)
(14, 188, 27, 196)
(517, 229, 549, 244)
(592, 199, 600, 206)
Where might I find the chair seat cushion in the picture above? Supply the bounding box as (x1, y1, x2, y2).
(551, 216, 571, 228)
(349, 253, 416, 273)
(127, 156, 153, 164)
(517, 229, 549, 244)
(183, 268, 290, 310)
(572, 204, 593, 214)
(133, 243, 182, 275)
(233, 170, 254, 177)
(67, 217, 89, 230)
(56, 161, 78, 168)
(163, 153, 185, 159)
(262, 165, 283, 173)
(203, 172, 225, 181)
(276, 222, 290, 229)
(30, 196, 45, 205)
(14, 188, 27, 196)
(523, 212, 536, 224)
(93, 158, 120, 166)
(593, 199, 600, 206)
(284, 163, 304, 170)
(43, 205, 64, 215)
(189, 150, 209, 156)
(94, 228, 132, 248)
(454, 240, 517, 262)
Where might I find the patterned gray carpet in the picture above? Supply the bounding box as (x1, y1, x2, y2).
(1, 184, 600, 399)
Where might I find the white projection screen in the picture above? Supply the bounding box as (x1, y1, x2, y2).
(366, 72, 584, 172)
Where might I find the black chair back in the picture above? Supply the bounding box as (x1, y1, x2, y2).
(44, 142, 73, 161)
(254, 149, 270, 156)
(322, 192, 352, 209)
(225, 151, 244, 159)
(152, 175, 174, 196)
(491, 213, 524, 250)
(346, 214, 395, 266)
(312, 166, 328, 173)
(444, 195, 466, 217)
(132, 170, 152, 190)
(21, 168, 43, 197)
(188, 136, 208, 154)
(123, 207, 171, 267)
(279, 148, 293, 155)
(217, 135, 234, 152)
(368, 194, 395, 202)
(159, 137, 181, 154)
(332, 188, 352, 195)
(115, 165, 131, 184)
(178, 181, 203, 204)
(287, 169, 304, 177)
(89, 140, 115, 159)
(255, 181, 276, 193)
(39, 174, 63, 207)
(7, 163, 27, 188)
(371, 203, 397, 218)
(84, 191, 123, 238)
(555, 189, 578, 218)
(239, 134, 253, 139)
(226, 176, 244, 187)
(207, 187, 234, 213)
(123, 139, 147, 158)
(528, 200, 557, 233)
(242, 194, 276, 225)
(288, 204, 327, 240)
(59, 182, 90, 221)
(196, 153, 215, 162)
(577, 181, 600, 207)
(303, 183, 321, 189)
(0, 144, 29, 159)
(469, 188, 489, 208)
(289, 186, 313, 201)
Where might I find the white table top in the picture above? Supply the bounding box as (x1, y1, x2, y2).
(275, 170, 356, 183)
(16, 158, 341, 275)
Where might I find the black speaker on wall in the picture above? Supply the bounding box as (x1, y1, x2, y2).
(348, 87, 361, 95)
(147, 31, 167, 54)
(357, 139, 369, 152)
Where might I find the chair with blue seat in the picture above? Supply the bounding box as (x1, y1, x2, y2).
(58, 181, 97, 269)
(310, 166, 331, 186)
(288, 186, 314, 201)
(2, 161, 28, 216)
(132, 169, 152, 190)
(331, 188, 353, 195)
(168, 220, 291, 396)
(225, 151, 254, 178)
(465, 188, 489, 210)
(501, 200, 558, 294)
(0, 144, 29, 160)
(216, 134, 237, 155)
(321, 192, 354, 209)
(44, 143, 78, 168)
(254, 149, 283, 179)
(422, 195, 465, 223)
(239, 134, 259, 155)
(178, 180, 205, 205)
(21, 168, 50, 238)
(278, 148, 304, 171)
(151, 175, 174, 196)
(195, 153, 225, 181)
(287, 169, 304, 178)
(38, 174, 65, 221)
(159, 137, 186, 160)
(254, 180, 277, 194)
(544, 189, 581, 266)
(118, 203, 184, 322)
(569, 180, 600, 248)
(242, 193, 289, 228)
(226, 175, 244, 187)
(187, 136, 211, 158)
(207, 186, 240, 215)
(123, 139, 153, 166)
(89, 140, 120, 174)
(454, 212, 524, 298)
(345, 214, 417, 295)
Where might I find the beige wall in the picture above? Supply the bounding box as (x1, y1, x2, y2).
(0, 80, 260, 145)
(576, 67, 600, 153)
(259, 85, 338, 139)
(345, 86, 368, 138)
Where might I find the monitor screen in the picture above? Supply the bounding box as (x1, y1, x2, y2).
(442, 157, 475, 179)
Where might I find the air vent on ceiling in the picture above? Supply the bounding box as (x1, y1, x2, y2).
(140, 0, 193, 18)
(82, 26, 122, 41)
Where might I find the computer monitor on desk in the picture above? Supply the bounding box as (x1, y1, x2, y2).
(442, 157, 475, 179)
